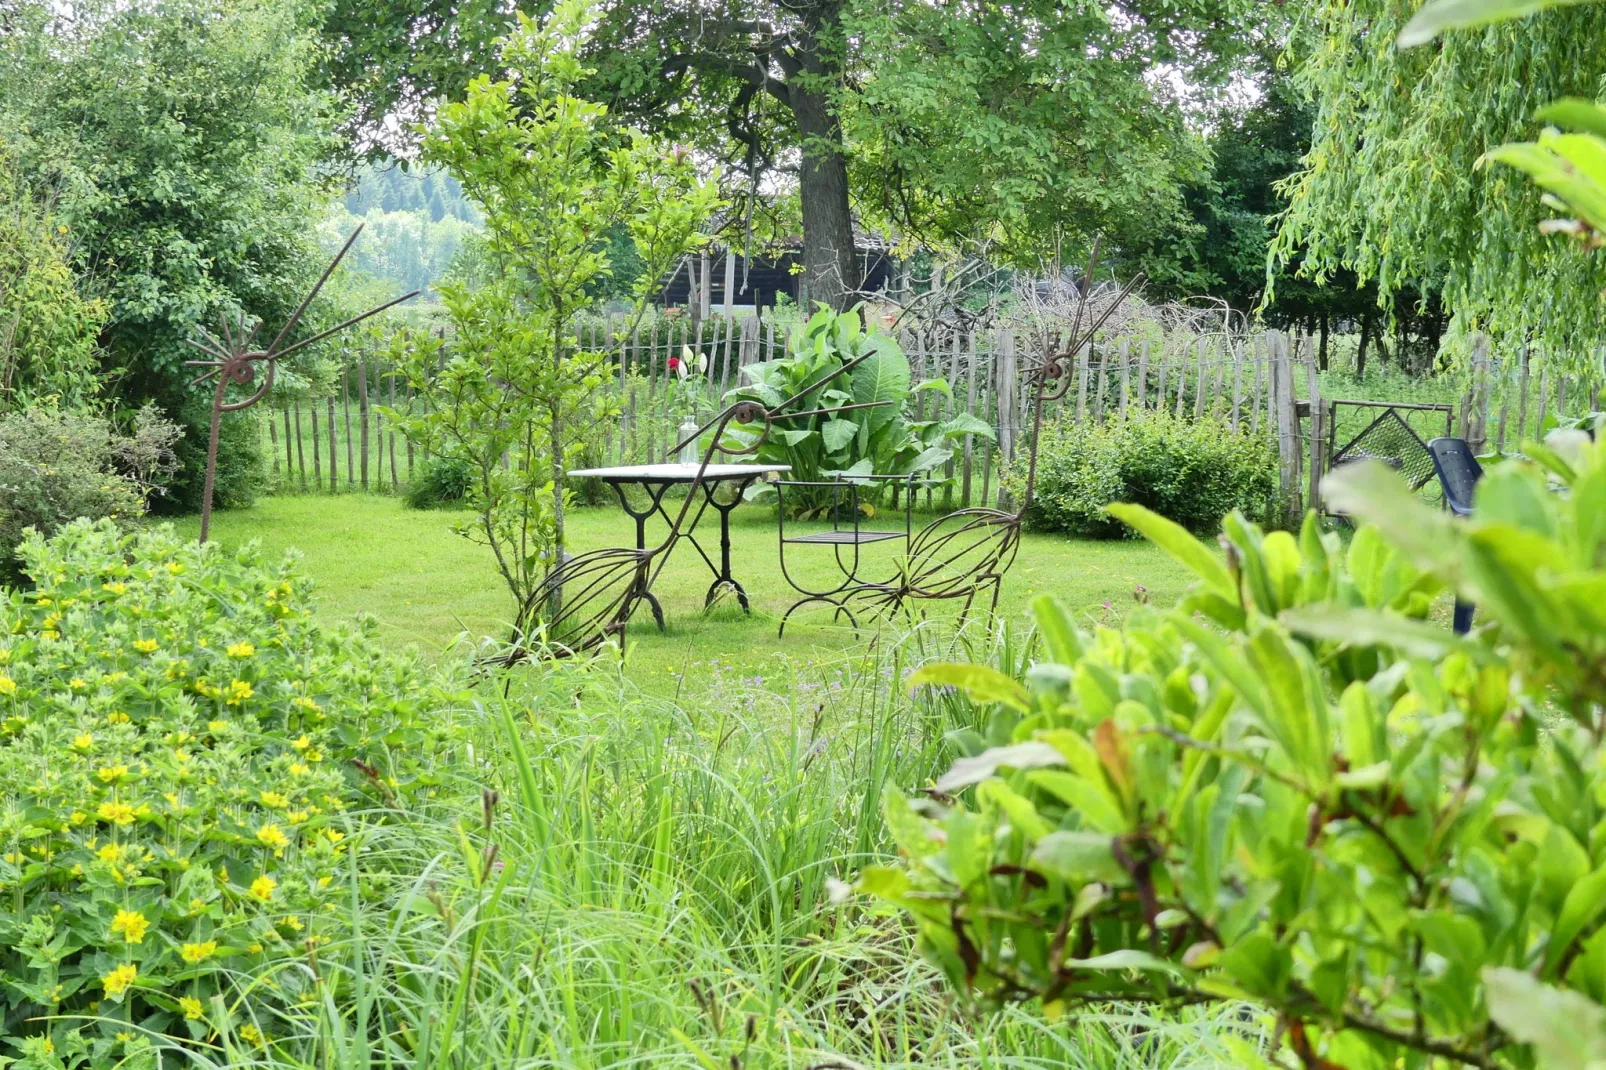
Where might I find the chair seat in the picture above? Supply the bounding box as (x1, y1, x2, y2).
(782, 529, 906, 546)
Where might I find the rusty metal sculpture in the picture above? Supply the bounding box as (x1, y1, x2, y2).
(186, 225, 418, 543)
(516, 354, 890, 660)
(810, 241, 1143, 630)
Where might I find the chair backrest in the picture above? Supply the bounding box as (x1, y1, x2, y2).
(1427, 437, 1483, 517)
(903, 508, 1020, 598)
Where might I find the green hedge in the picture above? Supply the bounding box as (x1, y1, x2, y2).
(1009, 410, 1280, 538)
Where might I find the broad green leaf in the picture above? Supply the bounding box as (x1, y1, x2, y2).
(1324, 462, 1461, 575)
(1107, 502, 1235, 598)
(935, 741, 1065, 794)
(1061, 950, 1185, 976)
(906, 445, 953, 473)
(936, 413, 998, 441)
(1280, 605, 1488, 661)
(911, 378, 953, 396)
(820, 417, 858, 452)
(1397, 0, 1592, 48)
(1484, 967, 1606, 1069)
(882, 785, 944, 859)
(1027, 770, 1128, 833)
(1030, 831, 1125, 885)
(1546, 863, 1606, 976)
(1031, 594, 1086, 664)
(849, 340, 910, 434)
(1217, 931, 1293, 997)
(1537, 98, 1606, 140)
(978, 779, 1052, 840)
(908, 662, 1032, 712)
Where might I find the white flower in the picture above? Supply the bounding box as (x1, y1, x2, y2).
(677, 346, 694, 380)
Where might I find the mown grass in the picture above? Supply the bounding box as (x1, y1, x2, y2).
(175, 494, 1191, 693)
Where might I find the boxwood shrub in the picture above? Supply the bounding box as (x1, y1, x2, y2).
(1009, 410, 1280, 538)
(0, 520, 466, 1062)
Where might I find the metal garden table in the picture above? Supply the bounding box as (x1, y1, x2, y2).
(566, 463, 790, 629)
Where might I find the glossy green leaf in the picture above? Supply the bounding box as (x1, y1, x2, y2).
(1107, 502, 1235, 598)
(908, 662, 1032, 712)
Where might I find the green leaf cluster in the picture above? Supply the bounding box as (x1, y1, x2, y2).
(722, 306, 993, 512)
(864, 434, 1606, 1067)
(1275, 0, 1606, 374)
(0, 519, 466, 1059)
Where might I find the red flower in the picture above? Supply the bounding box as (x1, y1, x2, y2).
(667, 356, 682, 372)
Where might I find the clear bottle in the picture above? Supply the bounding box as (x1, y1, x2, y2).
(678, 417, 700, 466)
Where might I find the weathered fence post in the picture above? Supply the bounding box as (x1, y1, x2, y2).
(1270, 331, 1302, 528)
(1305, 355, 1324, 516)
(1465, 333, 1492, 453)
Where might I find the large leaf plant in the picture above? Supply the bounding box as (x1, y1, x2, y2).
(722, 306, 994, 514)
(857, 429, 1606, 1069)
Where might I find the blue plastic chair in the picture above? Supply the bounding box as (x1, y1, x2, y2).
(1426, 437, 1482, 634)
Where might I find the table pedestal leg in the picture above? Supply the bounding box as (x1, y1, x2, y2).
(701, 478, 754, 614)
(611, 481, 669, 632)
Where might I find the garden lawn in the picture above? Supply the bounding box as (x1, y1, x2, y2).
(174, 493, 1191, 690)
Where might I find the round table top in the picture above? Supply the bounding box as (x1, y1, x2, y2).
(565, 463, 791, 483)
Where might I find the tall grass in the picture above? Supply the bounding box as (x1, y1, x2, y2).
(166, 627, 1264, 1069)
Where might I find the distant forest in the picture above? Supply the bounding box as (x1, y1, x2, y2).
(327, 165, 480, 298)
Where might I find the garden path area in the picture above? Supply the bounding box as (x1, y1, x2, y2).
(174, 495, 1191, 689)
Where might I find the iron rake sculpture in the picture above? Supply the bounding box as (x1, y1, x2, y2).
(512, 354, 892, 661)
(186, 225, 418, 543)
(784, 242, 1143, 633)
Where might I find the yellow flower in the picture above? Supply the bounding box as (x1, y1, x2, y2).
(132, 639, 158, 654)
(224, 679, 254, 705)
(226, 642, 255, 658)
(110, 908, 149, 944)
(207, 719, 226, 733)
(181, 940, 218, 963)
(256, 824, 289, 850)
(101, 963, 138, 996)
(179, 995, 204, 1020)
(246, 941, 263, 954)
(287, 810, 309, 824)
(97, 801, 136, 826)
(107, 711, 130, 725)
(102, 582, 127, 596)
(0, 675, 15, 695)
(97, 764, 129, 783)
(250, 875, 276, 901)
(260, 791, 288, 809)
(291, 734, 311, 750)
(72, 733, 94, 751)
(291, 697, 321, 713)
(282, 914, 303, 932)
(68, 677, 87, 690)
(289, 762, 310, 776)
(166, 562, 184, 575)
(97, 843, 122, 863)
(239, 1024, 263, 1046)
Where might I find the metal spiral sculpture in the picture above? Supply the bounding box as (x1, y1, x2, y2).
(516, 353, 891, 660)
(186, 225, 418, 543)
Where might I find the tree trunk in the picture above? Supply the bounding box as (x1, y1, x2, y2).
(1318, 315, 1329, 371)
(1357, 307, 1373, 379)
(787, 13, 859, 312)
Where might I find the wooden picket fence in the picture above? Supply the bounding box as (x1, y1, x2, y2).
(262, 317, 1596, 519)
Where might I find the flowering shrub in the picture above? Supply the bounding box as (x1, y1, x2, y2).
(0, 520, 465, 1061)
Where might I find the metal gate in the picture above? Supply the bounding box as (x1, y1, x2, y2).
(1320, 399, 1455, 512)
